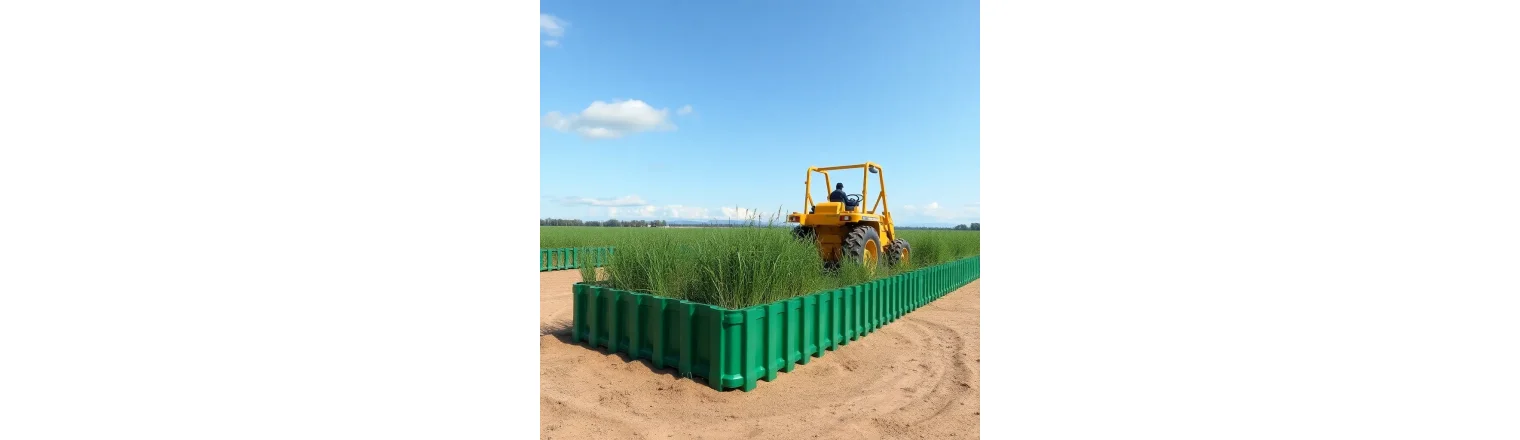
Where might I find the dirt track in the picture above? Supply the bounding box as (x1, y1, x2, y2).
(540, 270, 981, 439)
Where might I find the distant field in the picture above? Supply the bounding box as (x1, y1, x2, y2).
(539, 226, 665, 248)
(540, 226, 979, 254)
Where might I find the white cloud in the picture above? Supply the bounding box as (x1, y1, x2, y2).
(604, 204, 711, 220)
(666, 205, 710, 219)
(677, 105, 693, 116)
(540, 14, 567, 37)
(560, 195, 647, 207)
(543, 99, 676, 139)
(607, 205, 659, 218)
(721, 206, 761, 220)
(564, 200, 767, 221)
(540, 14, 568, 47)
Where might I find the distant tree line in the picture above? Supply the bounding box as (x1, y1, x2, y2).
(540, 218, 667, 227)
(953, 223, 981, 231)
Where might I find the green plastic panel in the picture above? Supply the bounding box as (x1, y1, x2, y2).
(540, 247, 615, 272)
(571, 255, 981, 391)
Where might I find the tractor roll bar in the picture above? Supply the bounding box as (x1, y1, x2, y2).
(802, 162, 889, 215)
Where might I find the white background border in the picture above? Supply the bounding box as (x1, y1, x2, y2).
(994, 1, 1519, 438)
(1, 1, 1517, 438)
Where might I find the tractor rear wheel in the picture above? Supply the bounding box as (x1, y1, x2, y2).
(842, 225, 882, 267)
(885, 238, 911, 268)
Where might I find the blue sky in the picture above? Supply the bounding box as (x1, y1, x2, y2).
(540, 1, 979, 225)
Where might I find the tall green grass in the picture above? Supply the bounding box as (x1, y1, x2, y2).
(586, 226, 827, 309)
(568, 224, 980, 309)
(896, 230, 981, 266)
(542, 225, 981, 259)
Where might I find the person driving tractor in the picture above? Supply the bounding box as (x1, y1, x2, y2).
(828, 183, 847, 203)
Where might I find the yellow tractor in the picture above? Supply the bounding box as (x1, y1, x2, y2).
(786, 162, 909, 270)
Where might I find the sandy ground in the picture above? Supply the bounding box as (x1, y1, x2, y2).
(540, 270, 981, 440)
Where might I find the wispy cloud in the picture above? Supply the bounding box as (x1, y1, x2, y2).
(667, 205, 710, 219)
(540, 14, 567, 36)
(541, 13, 567, 47)
(605, 204, 712, 220)
(721, 206, 760, 220)
(559, 195, 647, 207)
(677, 105, 693, 116)
(550, 196, 769, 221)
(608, 205, 658, 218)
(543, 99, 677, 139)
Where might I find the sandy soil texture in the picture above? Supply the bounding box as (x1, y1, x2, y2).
(540, 270, 981, 440)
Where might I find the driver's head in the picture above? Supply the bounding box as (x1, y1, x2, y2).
(836, 183, 844, 190)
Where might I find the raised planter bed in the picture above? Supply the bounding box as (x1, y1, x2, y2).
(540, 247, 614, 272)
(570, 255, 980, 391)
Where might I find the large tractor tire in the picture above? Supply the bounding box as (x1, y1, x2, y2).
(842, 225, 882, 267)
(884, 238, 911, 268)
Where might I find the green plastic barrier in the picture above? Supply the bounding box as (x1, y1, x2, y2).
(540, 247, 616, 272)
(571, 255, 980, 391)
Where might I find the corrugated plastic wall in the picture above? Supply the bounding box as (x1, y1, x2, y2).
(540, 247, 615, 271)
(571, 255, 980, 391)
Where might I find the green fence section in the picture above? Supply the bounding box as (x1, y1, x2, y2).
(540, 247, 615, 272)
(571, 255, 980, 391)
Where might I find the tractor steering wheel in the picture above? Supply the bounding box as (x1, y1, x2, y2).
(846, 194, 862, 204)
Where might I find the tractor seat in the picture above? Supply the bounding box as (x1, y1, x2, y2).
(812, 202, 844, 215)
